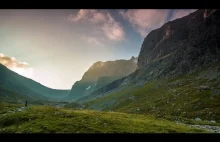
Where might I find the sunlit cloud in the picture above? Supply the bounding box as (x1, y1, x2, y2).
(120, 9, 170, 37)
(101, 13, 125, 41)
(169, 9, 197, 21)
(68, 9, 97, 22)
(68, 9, 125, 41)
(0, 53, 33, 78)
(120, 9, 197, 38)
(0, 53, 4, 57)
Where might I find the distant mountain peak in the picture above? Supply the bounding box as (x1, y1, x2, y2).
(69, 57, 138, 100)
(130, 56, 136, 60)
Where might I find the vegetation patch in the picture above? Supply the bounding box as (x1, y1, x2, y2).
(0, 105, 206, 133)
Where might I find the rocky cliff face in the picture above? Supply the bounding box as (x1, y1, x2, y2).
(138, 9, 219, 69)
(82, 9, 220, 101)
(135, 9, 220, 81)
(68, 57, 138, 100)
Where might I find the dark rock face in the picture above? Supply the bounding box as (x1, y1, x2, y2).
(68, 57, 137, 100)
(137, 9, 220, 78)
(87, 9, 220, 98)
(138, 9, 219, 69)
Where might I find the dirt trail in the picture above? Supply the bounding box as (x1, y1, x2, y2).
(186, 124, 220, 133)
(176, 122, 220, 133)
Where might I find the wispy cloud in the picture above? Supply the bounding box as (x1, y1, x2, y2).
(169, 9, 197, 21)
(0, 53, 33, 78)
(101, 13, 125, 41)
(120, 9, 170, 37)
(81, 36, 104, 47)
(120, 9, 197, 38)
(68, 9, 125, 41)
(89, 11, 107, 23)
(68, 9, 97, 22)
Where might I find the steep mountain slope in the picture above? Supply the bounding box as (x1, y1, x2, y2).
(85, 60, 220, 121)
(81, 9, 220, 121)
(0, 86, 54, 105)
(68, 57, 137, 101)
(0, 86, 35, 104)
(81, 9, 220, 101)
(0, 63, 69, 101)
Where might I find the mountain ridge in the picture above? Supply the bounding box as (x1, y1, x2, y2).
(77, 9, 220, 103)
(0, 63, 70, 101)
(68, 56, 138, 100)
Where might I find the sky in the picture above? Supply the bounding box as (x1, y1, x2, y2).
(0, 9, 196, 89)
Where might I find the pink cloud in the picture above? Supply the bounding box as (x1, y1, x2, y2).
(170, 9, 197, 21)
(120, 9, 170, 37)
(120, 9, 197, 38)
(69, 9, 125, 41)
(102, 13, 125, 41)
(89, 12, 107, 23)
(68, 9, 96, 22)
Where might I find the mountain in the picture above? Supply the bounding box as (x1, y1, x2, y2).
(80, 9, 220, 121)
(81, 9, 220, 100)
(68, 56, 138, 101)
(0, 63, 70, 102)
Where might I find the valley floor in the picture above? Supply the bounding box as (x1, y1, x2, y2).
(0, 103, 217, 133)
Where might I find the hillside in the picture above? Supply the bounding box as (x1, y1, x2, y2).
(1, 9, 220, 133)
(80, 9, 220, 102)
(68, 56, 137, 101)
(0, 63, 70, 101)
(85, 60, 220, 122)
(76, 9, 220, 123)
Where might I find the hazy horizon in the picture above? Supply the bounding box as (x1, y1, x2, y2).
(0, 9, 196, 89)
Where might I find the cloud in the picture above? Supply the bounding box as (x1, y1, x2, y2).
(120, 9, 197, 38)
(0, 53, 33, 78)
(68, 9, 97, 22)
(120, 9, 170, 37)
(102, 13, 125, 41)
(89, 11, 107, 23)
(0, 53, 4, 57)
(169, 9, 197, 21)
(81, 36, 104, 47)
(69, 9, 125, 41)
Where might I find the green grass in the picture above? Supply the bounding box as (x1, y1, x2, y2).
(0, 105, 206, 133)
(0, 103, 23, 115)
(63, 102, 82, 109)
(85, 61, 220, 123)
(1, 60, 219, 133)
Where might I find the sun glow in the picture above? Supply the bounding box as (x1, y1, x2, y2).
(11, 67, 33, 78)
